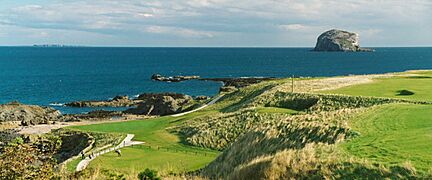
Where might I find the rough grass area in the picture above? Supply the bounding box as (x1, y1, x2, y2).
(255, 107, 298, 114)
(322, 73, 432, 102)
(343, 103, 432, 171)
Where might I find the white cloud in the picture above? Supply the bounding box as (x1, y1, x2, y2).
(279, 24, 306, 30)
(0, 0, 430, 46)
(145, 26, 214, 38)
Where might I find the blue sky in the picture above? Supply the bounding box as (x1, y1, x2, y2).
(0, 0, 431, 47)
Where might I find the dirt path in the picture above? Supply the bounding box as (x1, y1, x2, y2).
(76, 134, 144, 171)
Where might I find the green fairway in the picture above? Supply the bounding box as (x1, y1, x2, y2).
(322, 73, 432, 102)
(68, 112, 219, 174)
(343, 104, 432, 171)
(89, 145, 216, 174)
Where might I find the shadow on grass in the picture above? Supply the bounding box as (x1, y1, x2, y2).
(396, 90, 415, 96)
(404, 76, 432, 79)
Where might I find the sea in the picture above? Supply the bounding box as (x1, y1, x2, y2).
(0, 47, 431, 114)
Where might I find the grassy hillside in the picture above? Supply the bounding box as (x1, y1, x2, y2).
(67, 70, 432, 179)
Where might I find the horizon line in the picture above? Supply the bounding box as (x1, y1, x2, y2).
(0, 45, 431, 48)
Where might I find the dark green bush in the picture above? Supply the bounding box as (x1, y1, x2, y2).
(138, 168, 160, 180)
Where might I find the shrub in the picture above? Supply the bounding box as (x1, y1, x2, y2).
(0, 137, 58, 179)
(138, 168, 161, 180)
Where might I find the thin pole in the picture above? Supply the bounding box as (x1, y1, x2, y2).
(291, 75, 294, 93)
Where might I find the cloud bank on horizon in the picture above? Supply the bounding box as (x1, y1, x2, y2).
(0, 0, 430, 47)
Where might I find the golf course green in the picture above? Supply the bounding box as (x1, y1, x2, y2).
(322, 71, 432, 101)
(68, 112, 219, 174)
(344, 103, 432, 171)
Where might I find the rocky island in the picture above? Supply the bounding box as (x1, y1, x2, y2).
(314, 29, 374, 52)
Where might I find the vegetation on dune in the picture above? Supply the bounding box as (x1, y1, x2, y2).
(62, 70, 432, 179)
(220, 143, 424, 179)
(0, 137, 60, 179)
(261, 91, 428, 111)
(176, 88, 425, 152)
(176, 110, 293, 150)
(199, 108, 361, 178)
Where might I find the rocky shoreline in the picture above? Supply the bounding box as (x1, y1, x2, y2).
(0, 74, 265, 133)
(0, 101, 61, 126)
(151, 73, 278, 93)
(65, 95, 141, 107)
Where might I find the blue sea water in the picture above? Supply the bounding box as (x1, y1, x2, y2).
(0, 47, 431, 114)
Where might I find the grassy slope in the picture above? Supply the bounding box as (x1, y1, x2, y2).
(68, 111, 219, 174)
(322, 71, 432, 101)
(66, 70, 432, 177)
(343, 104, 432, 171)
(255, 107, 298, 114)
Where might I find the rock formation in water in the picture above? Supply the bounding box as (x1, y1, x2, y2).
(0, 101, 61, 126)
(314, 29, 374, 52)
(65, 95, 141, 107)
(125, 93, 195, 116)
(151, 74, 200, 82)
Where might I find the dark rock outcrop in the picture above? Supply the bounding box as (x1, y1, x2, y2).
(151, 74, 200, 82)
(0, 102, 61, 126)
(152, 74, 277, 93)
(195, 96, 210, 101)
(125, 93, 194, 116)
(202, 77, 277, 89)
(65, 95, 141, 107)
(220, 86, 238, 93)
(61, 110, 124, 122)
(314, 29, 373, 52)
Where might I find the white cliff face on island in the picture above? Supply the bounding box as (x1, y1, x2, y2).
(314, 29, 374, 52)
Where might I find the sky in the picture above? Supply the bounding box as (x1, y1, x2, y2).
(0, 0, 431, 47)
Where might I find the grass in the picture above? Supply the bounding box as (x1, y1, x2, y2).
(255, 107, 298, 114)
(343, 103, 432, 171)
(63, 70, 432, 178)
(322, 73, 432, 102)
(67, 112, 219, 175)
(65, 158, 81, 172)
(88, 145, 216, 174)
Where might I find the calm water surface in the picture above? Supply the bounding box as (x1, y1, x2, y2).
(0, 47, 431, 113)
